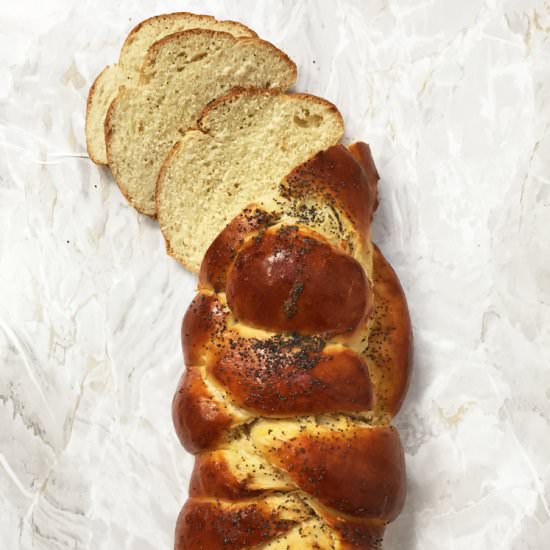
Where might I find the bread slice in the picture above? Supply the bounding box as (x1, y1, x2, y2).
(86, 13, 257, 165)
(105, 30, 297, 216)
(156, 88, 344, 272)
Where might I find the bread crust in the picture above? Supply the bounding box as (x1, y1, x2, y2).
(181, 292, 227, 366)
(321, 515, 386, 550)
(85, 65, 113, 165)
(368, 245, 413, 416)
(189, 453, 268, 500)
(179, 287, 375, 419)
(120, 12, 257, 62)
(197, 86, 343, 132)
(259, 425, 406, 521)
(175, 498, 299, 549)
(199, 205, 277, 290)
(172, 369, 236, 454)
(225, 225, 370, 335)
(139, 29, 297, 88)
(281, 143, 378, 244)
(209, 339, 374, 416)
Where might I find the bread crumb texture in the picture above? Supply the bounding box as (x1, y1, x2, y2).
(157, 88, 344, 271)
(86, 12, 256, 164)
(106, 30, 297, 215)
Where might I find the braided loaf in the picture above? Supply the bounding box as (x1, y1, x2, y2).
(172, 143, 412, 549)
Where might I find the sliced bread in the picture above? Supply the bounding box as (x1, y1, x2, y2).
(105, 30, 297, 216)
(156, 87, 344, 272)
(86, 13, 256, 165)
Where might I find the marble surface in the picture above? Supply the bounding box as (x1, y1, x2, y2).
(1, 0, 549, 548)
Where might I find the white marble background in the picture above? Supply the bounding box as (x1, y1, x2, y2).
(0, 0, 549, 548)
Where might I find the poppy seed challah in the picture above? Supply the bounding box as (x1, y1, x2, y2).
(172, 143, 412, 549)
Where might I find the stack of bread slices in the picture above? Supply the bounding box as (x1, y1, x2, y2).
(86, 12, 411, 550)
(86, 12, 345, 269)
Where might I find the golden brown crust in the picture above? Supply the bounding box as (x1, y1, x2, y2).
(175, 498, 296, 550)
(226, 225, 371, 336)
(348, 141, 380, 187)
(197, 86, 343, 132)
(321, 513, 386, 550)
(281, 143, 378, 243)
(85, 65, 112, 165)
(189, 453, 266, 500)
(261, 426, 406, 521)
(180, 289, 375, 418)
(199, 205, 277, 291)
(140, 29, 297, 89)
(172, 370, 235, 454)
(209, 336, 373, 416)
(181, 292, 227, 366)
(121, 13, 257, 61)
(368, 245, 412, 416)
(139, 28, 234, 84)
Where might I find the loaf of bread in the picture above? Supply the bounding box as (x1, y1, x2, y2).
(86, 12, 257, 164)
(157, 87, 344, 272)
(84, 13, 412, 548)
(172, 143, 412, 549)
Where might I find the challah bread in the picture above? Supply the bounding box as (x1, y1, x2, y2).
(86, 12, 257, 164)
(156, 87, 345, 272)
(172, 143, 412, 549)
(105, 32, 297, 216)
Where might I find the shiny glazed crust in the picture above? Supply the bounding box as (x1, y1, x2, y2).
(225, 225, 371, 336)
(173, 143, 412, 549)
